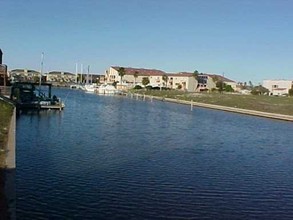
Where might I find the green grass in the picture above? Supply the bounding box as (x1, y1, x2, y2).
(132, 90, 293, 116)
(0, 99, 13, 168)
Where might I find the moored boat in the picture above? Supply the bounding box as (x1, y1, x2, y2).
(98, 84, 119, 95)
(10, 82, 65, 110)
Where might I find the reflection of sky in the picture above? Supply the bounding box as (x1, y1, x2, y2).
(16, 88, 293, 219)
(17, 88, 293, 174)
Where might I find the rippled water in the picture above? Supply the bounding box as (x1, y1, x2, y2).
(16, 88, 293, 219)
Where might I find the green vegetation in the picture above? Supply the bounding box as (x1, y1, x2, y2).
(133, 90, 293, 116)
(118, 67, 126, 84)
(251, 85, 269, 95)
(0, 99, 13, 168)
(162, 74, 168, 87)
(289, 86, 293, 96)
(142, 77, 150, 86)
(133, 85, 142, 90)
(133, 71, 139, 85)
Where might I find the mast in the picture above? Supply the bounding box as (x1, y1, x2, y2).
(75, 63, 78, 84)
(80, 64, 83, 84)
(86, 65, 90, 85)
(39, 52, 44, 95)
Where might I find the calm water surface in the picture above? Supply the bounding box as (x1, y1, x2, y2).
(16, 88, 293, 219)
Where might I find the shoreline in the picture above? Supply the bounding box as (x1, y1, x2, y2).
(129, 93, 293, 122)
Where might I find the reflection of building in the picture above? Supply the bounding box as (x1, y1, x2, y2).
(0, 49, 8, 86)
(263, 80, 293, 96)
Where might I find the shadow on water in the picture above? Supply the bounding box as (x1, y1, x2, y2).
(0, 168, 15, 220)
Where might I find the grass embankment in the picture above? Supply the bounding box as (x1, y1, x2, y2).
(133, 90, 293, 116)
(0, 99, 13, 168)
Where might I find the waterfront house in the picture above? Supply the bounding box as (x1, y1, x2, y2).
(167, 72, 198, 91)
(9, 69, 41, 83)
(105, 66, 198, 92)
(263, 79, 293, 96)
(197, 74, 216, 91)
(0, 64, 8, 86)
(106, 66, 165, 88)
(0, 49, 2, 64)
(197, 73, 237, 92)
(47, 71, 76, 83)
(0, 49, 8, 86)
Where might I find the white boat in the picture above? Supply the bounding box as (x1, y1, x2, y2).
(70, 84, 86, 90)
(98, 84, 119, 95)
(84, 84, 97, 93)
(83, 65, 97, 93)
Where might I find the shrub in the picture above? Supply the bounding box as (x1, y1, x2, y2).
(145, 85, 153, 90)
(133, 85, 142, 90)
(224, 85, 234, 92)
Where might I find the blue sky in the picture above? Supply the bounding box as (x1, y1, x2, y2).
(1, 0, 293, 84)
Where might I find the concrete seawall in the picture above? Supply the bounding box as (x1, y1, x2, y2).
(127, 93, 293, 122)
(0, 96, 16, 220)
(164, 97, 293, 122)
(6, 107, 16, 220)
(6, 108, 16, 169)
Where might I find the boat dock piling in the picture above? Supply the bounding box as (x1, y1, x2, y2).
(191, 100, 193, 111)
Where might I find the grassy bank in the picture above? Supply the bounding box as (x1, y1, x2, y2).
(133, 90, 293, 116)
(0, 99, 13, 168)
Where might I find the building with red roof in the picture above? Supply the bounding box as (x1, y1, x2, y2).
(105, 66, 236, 92)
(106, 66, 198, 91)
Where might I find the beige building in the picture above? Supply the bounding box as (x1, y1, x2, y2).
(105, 66, 198, 92)
(47, 71, 76, 83)
(10, 69, 41, 82)
(263, 79, 293, 96)
(168, 72, 198, 91)
(197, 73, 237, 91)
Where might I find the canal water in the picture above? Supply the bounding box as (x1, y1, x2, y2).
(16, 88, 293, 219)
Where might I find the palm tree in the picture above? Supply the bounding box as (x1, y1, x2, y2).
(133, 71, 139, 85)
(193, 70, 199, 80)
(162, 74, 168, 88)
(142, 77, 150, 86)
(118, 67, 125, 85)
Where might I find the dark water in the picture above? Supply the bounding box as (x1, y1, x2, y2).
(16, 88, 293, 219)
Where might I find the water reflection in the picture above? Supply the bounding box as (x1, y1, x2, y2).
(16, 88, 293, 219)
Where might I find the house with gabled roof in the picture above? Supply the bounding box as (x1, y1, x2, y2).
(105, 66, 198, 92)
(168, 72, 198, 91)
(263, 79, 293, 96)
(47, 71, 75, 83)
(105, 66, 238, 92)
(9, 69, 40, 83)
(197, 73, 237, 91)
